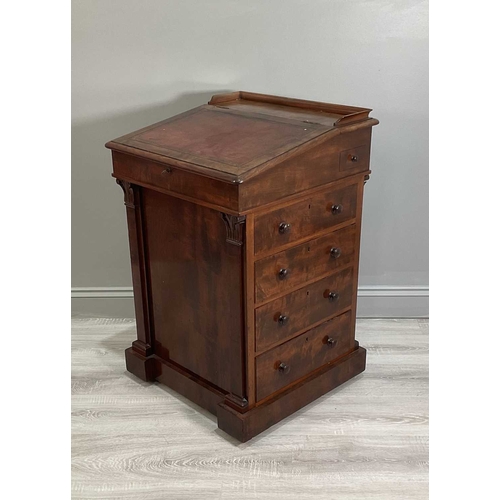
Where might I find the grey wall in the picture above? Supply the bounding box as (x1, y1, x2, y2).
(72, 0, 428, 317)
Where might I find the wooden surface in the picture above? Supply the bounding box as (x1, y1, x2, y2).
(107, 94, 378, 439)
(209, 91, 372, 126)
(112, 151, 241, 213)
(106, 92, 376, 187)
(255, 312, 354, 401)
(72, 317, 429, 499)
(255, 267, 354, 352)
(141, 189, 246, 399)
(254, 224, 357, 303)
(238, 128, 372, 210)
(253, 182, 358, 256)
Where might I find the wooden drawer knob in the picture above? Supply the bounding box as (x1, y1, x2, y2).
(278, 314, 288, 326)
(328, 291, 340, 302)
(331, 204, 343, 215)
(326, 337, 337, 347)
(278, 222, 291, 234)
(278, 268, 289, 280)
(330, 247, 342, 259)
(278, 362, 290, 374)
(349, 154, 358, 162)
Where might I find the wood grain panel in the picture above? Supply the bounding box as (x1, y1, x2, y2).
(255, 267, 353, 352)
(255, 224, 357, 303)
(239, 128, 371, 211)
(142, 189, 245, 398)
(255, 312, 353, 401)
(243, 213, 256, 407)
(112, 151, 240, 212)
(254, 183, 358, 256)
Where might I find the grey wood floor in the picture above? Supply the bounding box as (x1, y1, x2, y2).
(72, 318, 429, 500)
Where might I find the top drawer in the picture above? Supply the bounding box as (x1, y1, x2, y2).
(254, 183, 358, 256)
(111, 152, 240, 212)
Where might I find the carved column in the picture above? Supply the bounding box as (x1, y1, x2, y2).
(220, 211, 251, 410)
(220, 212, 246, 246)
(116, 179, 153, 357)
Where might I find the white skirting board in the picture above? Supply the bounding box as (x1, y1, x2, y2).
(71, 286, 429, 318)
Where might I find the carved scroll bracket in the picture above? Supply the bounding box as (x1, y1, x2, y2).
(364, 174, 370, 185)
(220, 213, 246, 246)
(116, 179, 136, 208)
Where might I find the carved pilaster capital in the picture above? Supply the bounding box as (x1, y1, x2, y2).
(220, 213, 246, 246)
(116, 179, 136, 208)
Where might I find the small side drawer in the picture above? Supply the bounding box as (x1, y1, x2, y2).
(256, 311, 353, 401)
(339, 144, 370, 174)
(255, 224, 357, 304)
(254, 183, 358, 256)
(255, 267, 353, 353)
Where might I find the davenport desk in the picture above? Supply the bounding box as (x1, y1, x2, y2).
(106, 91, 378, 442)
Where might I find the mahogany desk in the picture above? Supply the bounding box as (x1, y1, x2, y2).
(106, 91, 378, 442)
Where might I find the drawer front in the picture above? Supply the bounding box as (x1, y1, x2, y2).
(256, 311, 353, 401)
(255, 267, 353, 352)
(339, 144, 370, 174)
(112, 151, 239, 211)
(254, 183, 358, 256)
(255, 224, 357, 304)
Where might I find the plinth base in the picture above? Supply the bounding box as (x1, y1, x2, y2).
(125, 345, 366, 442)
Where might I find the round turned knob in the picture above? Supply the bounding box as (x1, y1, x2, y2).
(328, 291, 339, 302)
(278, 314, 288, 326)
(278, 222, 291, 234)
(278, 362, 290, 374)
(326, 337, 337, 347)
(331, 204, 343, 215)
(350, 154, 358, 162)
(330, 247, 342, 259)
(278, 268, 289, 280)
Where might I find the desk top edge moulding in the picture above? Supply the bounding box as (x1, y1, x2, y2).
(106, 91, 378, 442)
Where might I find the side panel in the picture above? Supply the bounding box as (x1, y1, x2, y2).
(142, 189, 246, 398)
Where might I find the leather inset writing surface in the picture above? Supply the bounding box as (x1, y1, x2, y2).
(124, 106, 329, 172)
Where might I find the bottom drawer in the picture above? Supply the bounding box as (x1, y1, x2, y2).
(255, 311, 354, 401)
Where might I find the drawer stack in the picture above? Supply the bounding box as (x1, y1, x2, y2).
(253, 180, 361, 402)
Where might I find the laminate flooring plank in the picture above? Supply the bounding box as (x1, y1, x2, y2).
(72, 317, 429, 500)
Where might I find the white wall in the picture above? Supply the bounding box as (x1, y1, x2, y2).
(72, 0, 429, 317)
